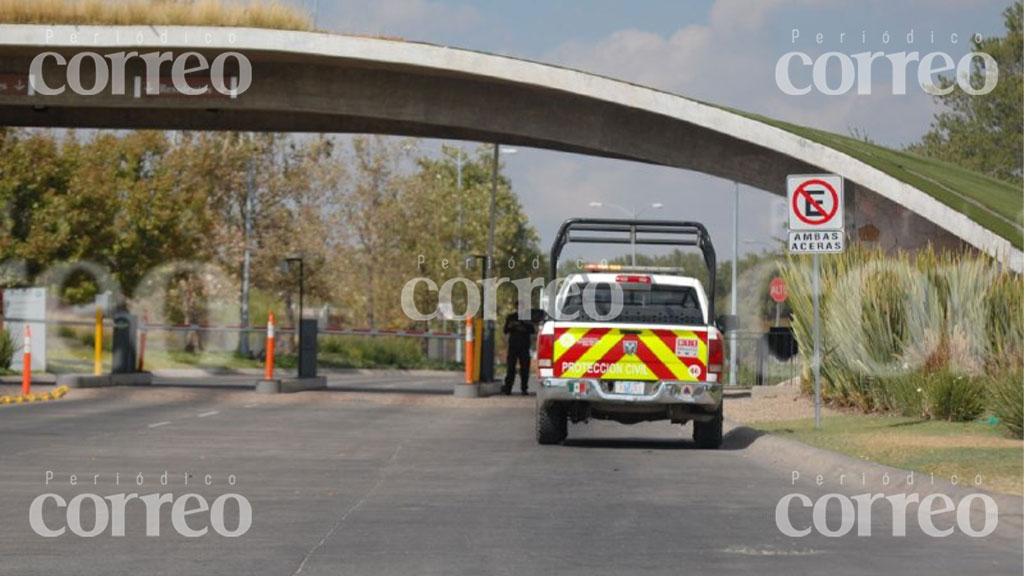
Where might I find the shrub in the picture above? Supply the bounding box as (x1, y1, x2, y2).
(781, 246, 1023, 421)
(923, 371, 987, 422)
(988, 370, 1024, 438)
(873, 373, 926, 417)
(318, 336, 426, 369)
(0, 326, 13, 369)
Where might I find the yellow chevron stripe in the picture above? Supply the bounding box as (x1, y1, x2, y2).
(561, 331, 621, 378)
(640, 333, 690, 380)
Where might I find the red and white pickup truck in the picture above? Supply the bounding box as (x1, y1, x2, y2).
(535, 219, 736, 447)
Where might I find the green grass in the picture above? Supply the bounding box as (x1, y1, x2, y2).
(731, 110, 1023, 248)
(754, 413, 1023, 496)
(45, 332, 460, 373)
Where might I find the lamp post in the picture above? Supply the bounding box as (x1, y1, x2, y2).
(729, 182, 739, 388)
(587, 201, 664, 265)
(481, 144, 517, 382)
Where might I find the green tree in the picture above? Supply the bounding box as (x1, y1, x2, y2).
(908, 2, 1023, 184)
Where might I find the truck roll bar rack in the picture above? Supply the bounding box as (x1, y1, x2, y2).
(548, 218, 719, 319)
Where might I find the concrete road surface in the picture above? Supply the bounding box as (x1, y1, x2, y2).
(0, 372, 1020, 575)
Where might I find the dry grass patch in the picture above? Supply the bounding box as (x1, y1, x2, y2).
(0, 0, 311, 30)
(754, 414, 1023, 496)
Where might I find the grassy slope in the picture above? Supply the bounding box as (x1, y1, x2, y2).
(755, 414, 1023, 496)
(733, 110, 1024, 249)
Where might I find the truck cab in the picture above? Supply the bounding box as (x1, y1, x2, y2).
(535, 219, 733, 447)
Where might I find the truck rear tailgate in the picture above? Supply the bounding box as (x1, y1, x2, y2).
(552, 324, 707, 381)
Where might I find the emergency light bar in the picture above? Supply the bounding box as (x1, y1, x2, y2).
(582, 264, 686, 275)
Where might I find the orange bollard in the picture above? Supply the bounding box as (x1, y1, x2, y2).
(265, 312, 276, 380)
(22, 325, 31, 396)
(464, 317, 474, 384)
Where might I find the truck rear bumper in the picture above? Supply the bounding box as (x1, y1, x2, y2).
(538, 378, 721, 409)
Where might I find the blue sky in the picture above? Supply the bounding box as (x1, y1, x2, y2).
(285, 0, 1012, 260)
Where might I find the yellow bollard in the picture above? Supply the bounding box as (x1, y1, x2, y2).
(94, 306, 103, 376)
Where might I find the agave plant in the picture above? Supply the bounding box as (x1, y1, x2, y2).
(780, 245, 1023, 433)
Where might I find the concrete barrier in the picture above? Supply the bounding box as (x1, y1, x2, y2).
(453, 382, 503, 398)
(58, 372, 154, 388)
(255, 376, 327, 394)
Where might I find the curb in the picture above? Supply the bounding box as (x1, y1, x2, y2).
(0, 385, 70, 405)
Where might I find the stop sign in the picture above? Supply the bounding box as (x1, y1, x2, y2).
(769, 277, 787, 303)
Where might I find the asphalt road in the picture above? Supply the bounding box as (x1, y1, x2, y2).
(0, 372, 1020, 575)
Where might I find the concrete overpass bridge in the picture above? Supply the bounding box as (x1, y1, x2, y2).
(0, 24, 1019, 270)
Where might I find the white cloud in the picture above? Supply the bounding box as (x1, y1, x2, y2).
(543, 0, 937, 147)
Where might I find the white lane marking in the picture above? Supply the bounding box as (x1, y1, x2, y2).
(292, 443, 404, 575)
(197, 410, 219, 418)
(243, 404, 258, 408)
(148, 421, 170, 428)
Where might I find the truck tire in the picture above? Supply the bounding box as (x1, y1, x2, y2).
(692, 404, 723, 449)
(536, 403, 568, 445)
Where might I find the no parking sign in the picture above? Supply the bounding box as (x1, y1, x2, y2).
(785, 173, 845, 430)
(787, 174, 845, 254)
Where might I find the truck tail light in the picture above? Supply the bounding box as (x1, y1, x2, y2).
(614, 275, 651, 284)
(537, 334, 553, 368)
(707, 334, 724, 382)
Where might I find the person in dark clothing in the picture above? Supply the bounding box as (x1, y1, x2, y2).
(502, 310, 535, 395)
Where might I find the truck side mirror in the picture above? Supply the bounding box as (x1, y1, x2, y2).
(716, 314, 739, 332)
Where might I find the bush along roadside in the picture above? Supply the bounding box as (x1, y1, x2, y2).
(0, 325, 14, 371)
(781, 245, 1024, 438)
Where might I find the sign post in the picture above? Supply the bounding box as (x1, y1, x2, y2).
(769, 277, 787, 326)
(786, 174, 845, 430)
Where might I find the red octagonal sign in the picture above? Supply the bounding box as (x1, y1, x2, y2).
(769, 277, 787, 303)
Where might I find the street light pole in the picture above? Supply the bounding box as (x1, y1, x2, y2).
(480, 144, 519, 382)
(483, 144, 501, 382)
(446, 146, 468, 253)
(728, 182, 740, 388)
(588, 201, 663, 265)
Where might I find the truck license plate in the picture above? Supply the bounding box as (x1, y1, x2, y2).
(612, 381, 645, 395)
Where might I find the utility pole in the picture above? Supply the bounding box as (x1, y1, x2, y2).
(479, 144, 500, 382)
(453, 146, 467, 364)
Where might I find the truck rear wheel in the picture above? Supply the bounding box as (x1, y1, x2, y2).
(536, 403, 568, 445)
(692, 404, 723, 449)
